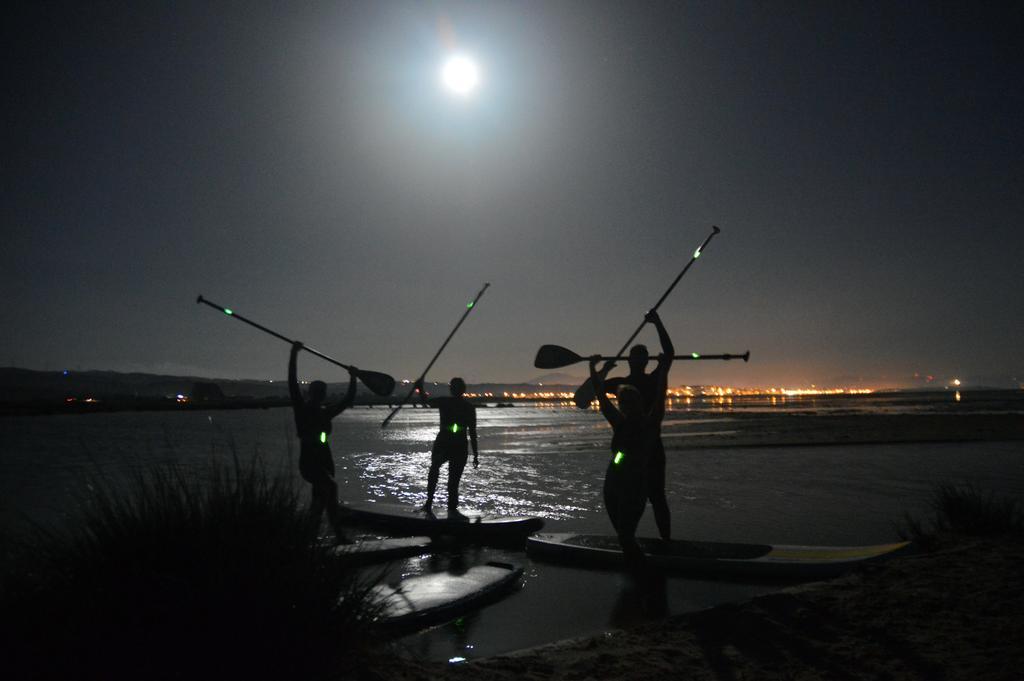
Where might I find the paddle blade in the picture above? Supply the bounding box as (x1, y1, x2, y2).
(534, 344, 583, 370)
(573, 376, 597, 409)
(357, 370, 396, 396)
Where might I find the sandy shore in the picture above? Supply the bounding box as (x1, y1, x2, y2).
(362, 536, 1024, 680)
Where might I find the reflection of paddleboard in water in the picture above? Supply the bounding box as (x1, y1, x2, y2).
(372, 561, 524, 630)
(342, 502, 544, 542)
(328, 536, 433, 566)
(527, 533, 910, 580)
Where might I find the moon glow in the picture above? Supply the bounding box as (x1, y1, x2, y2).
(441, 54, 480, 96)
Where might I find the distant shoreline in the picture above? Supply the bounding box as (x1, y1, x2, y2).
(0, 397, 524, 416)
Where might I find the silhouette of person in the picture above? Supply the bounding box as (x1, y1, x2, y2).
(289, 341, 357, 542)
(602, 310, 674, 540)
(414, 377, 478, 516)
(589, 347, 668, 567)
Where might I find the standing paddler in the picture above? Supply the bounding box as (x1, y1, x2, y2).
(589, 349, 669, 567)
(600, 310, 675, 540)
(413, 377, 478, 517)
(289, 341, 357, 543)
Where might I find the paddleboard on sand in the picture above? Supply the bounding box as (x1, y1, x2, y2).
(372, 561, 524, 630)
(342, 502, 544, 542)
(328, 536, 434, 566)
(527, 533, 910, 580)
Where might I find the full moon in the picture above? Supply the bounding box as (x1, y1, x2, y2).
(441, 54, 480, 96)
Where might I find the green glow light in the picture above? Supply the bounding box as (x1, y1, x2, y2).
(614, 451, 624, 465)
(224, 309, 233, 315)
(467, 301, 474, 309)
(693, 249, 702, 259)
(692, 352, 700, 359)
(320, 432, 327, 444)
(450, 424, 460, 434)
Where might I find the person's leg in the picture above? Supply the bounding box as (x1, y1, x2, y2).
(603, 465, 622, 535)
(424, 462, 440, 510)
(617, 487, 647, 568)
(446, 452, 468, 511)
(647, 439, 671, 540)
(422, 444, 446, 512)
(300, 451, 325, 522)
(317, 476, 351, 543)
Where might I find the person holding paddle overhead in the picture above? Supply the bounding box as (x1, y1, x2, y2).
(413, 377, 479, 517)
(289, 341, 357, 543)
(601, 310, 674, 541)
(589, 351, 668, 567)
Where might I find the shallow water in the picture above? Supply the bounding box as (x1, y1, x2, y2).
(1, 401, 1022, 659)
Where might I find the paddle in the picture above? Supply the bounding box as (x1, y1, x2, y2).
(572, 225, 722, 409)
(196, 295, 396, 396)
(534, 344, 749, 370)
(381, 283, 491, 428)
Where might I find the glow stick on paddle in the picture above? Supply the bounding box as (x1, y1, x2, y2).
(571, 225, 721, 409)
(381, 283, 491, 428)
(195, 295, 396, 396)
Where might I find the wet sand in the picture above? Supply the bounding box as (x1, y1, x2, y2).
(365, 536, 1024, 680)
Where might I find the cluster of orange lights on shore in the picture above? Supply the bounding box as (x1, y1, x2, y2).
(461, 386, 875, 401)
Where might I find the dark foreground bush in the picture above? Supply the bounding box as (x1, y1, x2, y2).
(899, 483, 1024, 550)
(1, 459, 382, 680)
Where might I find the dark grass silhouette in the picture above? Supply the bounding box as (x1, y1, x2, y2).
(898, 482, 1024, 551)
(1, 456, 385, 680)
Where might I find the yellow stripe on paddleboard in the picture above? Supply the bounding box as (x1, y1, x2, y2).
(765, 541, 909, 562)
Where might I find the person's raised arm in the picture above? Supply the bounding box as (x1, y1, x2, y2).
(288, 342, 303, 407)
(589, 356, 621, 427)
(469, 405, 479, 468)
(330, 366, 359, 417)
(647, 310, 674, 373)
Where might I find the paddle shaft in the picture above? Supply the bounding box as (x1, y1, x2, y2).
(196, 295, 356, 373)
(573, 226, 721, 408)
(381, 282, 491, 428)
(611, 225, 720, 360)
(589, 352, 748, 363)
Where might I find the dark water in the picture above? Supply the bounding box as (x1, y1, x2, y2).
(1, 394, 1022, 660)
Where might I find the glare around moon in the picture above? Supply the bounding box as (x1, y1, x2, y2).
(441, 55, 480, 96)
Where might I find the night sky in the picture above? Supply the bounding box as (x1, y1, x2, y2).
(4, 2, 1021, 388)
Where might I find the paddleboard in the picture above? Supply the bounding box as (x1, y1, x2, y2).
(526, 533, 910, 580)
(342, 501, 544, 543)
(328, 536, 434, 566)
(372, 560, 524, 630)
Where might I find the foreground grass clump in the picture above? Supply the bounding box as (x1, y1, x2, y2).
(1, 459, 381, 680)
(899, 483, 1024, 550)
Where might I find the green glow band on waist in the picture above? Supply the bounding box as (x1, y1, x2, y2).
(320, 432, 327, 444)
(614, 451, 624, 465)
(450, 424, 460, 434)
